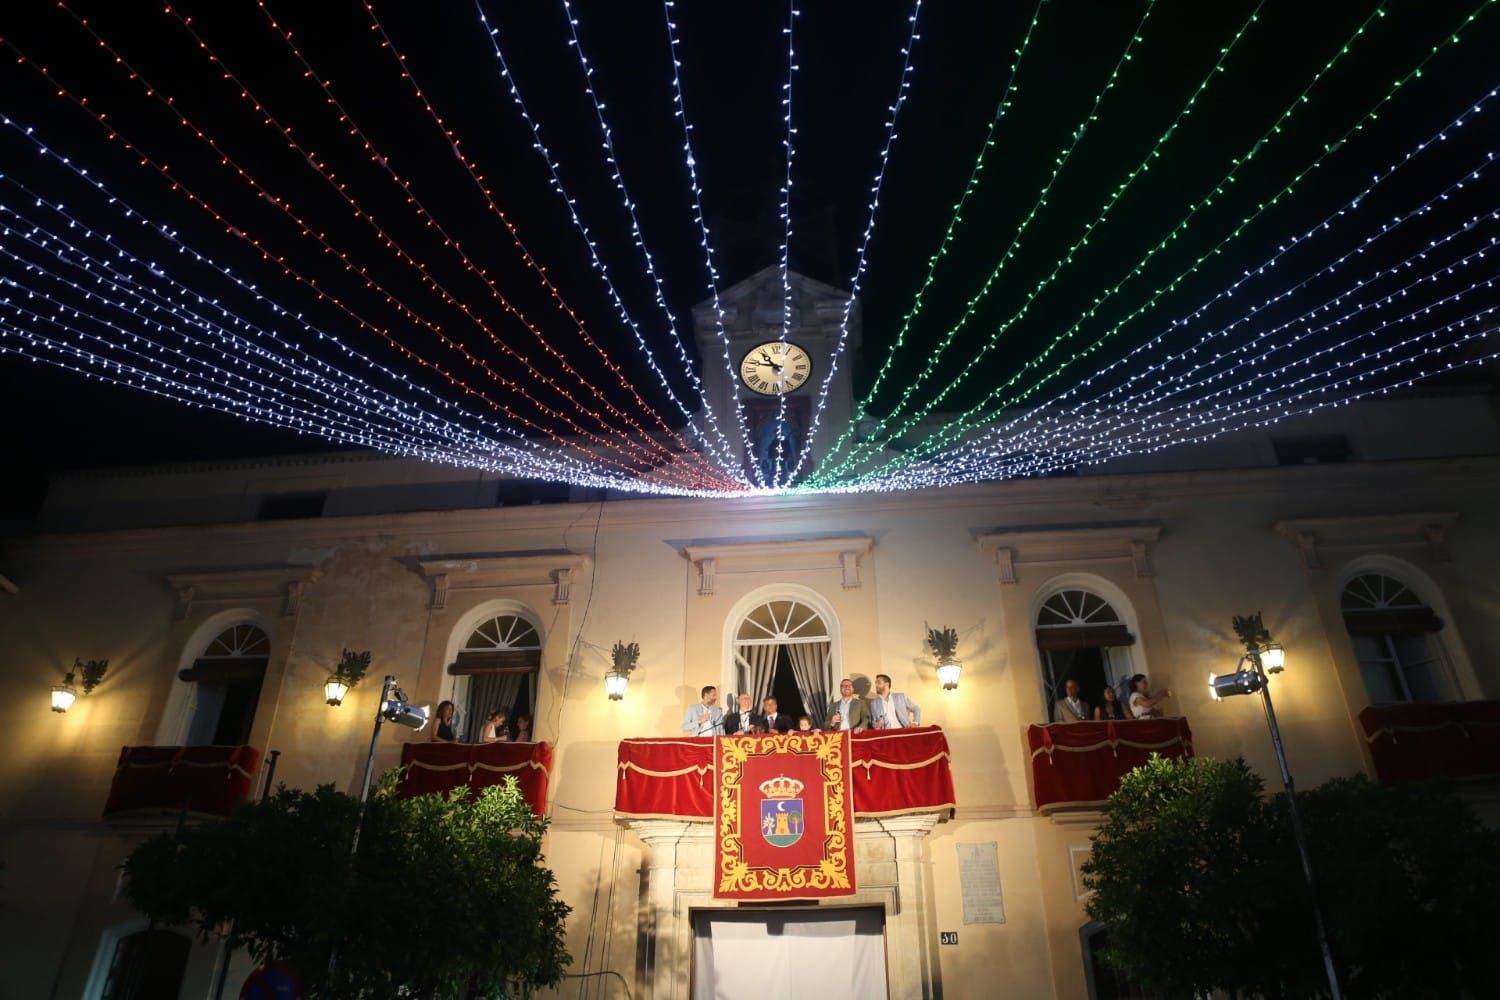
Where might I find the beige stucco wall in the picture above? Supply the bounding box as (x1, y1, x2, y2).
(3, 454, 1499, 997)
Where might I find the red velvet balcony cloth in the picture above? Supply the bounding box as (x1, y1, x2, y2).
(615, 726, 956, 820)
(1359, 701, 1500, 783)
(1027, 719, 1194, 810)
(397, 741, 552, 816)
(102, 745, 261, 819)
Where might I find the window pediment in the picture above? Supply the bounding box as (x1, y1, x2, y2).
(1274, 513, 1457, 569)
(166, 566, 320, 619)
(418, 552, 590, 609)
(682, 536, 875, 595)
(976, 524, 1160, 585)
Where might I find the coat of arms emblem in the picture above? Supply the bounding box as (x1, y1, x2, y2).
(758, 774, 805, 847)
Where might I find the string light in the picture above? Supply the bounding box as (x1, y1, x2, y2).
(60, 5, 731, 490)
(464, 0, 748, 481)
(814, 0, 1162, 480)
(0, 201, 655, 486)
(786, 0, 925, 484)
(0, 187, 726, 493)
(237, 2, 730, 483)
(978, 234, 1499, 472)
(0, 118, 612, 481)
(840, 0, 1495, 485)
(3, 43, 725, 491)
(984, 147, 1499, 460)
(771, 0, 800, 489)
(660, 0, 760, 485)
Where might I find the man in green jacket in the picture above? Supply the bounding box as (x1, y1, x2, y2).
(826, 676, 871, 732)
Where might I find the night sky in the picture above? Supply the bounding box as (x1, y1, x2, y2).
(1, 0, 1495, 514)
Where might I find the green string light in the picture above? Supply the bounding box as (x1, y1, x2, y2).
(813, 0, 1285, 483)
(814, 0, 1051, 466)
(816, 0, 1155, 479)
(838, 0, 1492, 485)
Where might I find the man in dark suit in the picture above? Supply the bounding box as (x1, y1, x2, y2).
(761, 697, 793, 733)
(723, 693, 765, 735)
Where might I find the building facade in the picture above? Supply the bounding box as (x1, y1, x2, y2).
(3, 381, 1500, 997)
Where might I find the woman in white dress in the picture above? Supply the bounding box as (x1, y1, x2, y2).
(1127, 674, 1171, 719)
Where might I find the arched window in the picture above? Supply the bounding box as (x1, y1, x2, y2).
(1341, 572, 1460, 703)
(732, 598, 834, 727)
(448, 612, 542, 741)
(178, 623, 269, 746)
(1036, 589, 1135, 723)
(99, 928, 190, 1000)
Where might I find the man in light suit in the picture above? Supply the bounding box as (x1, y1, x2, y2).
(826, 677, 871, 732)
(1052, 678, 1091, 723)
(681, 685, 724, 736)
(870, 674, 921, 729)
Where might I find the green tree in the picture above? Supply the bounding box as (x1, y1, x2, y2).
(123, 775, 570, 998)
(1082, 755, 1500, 998)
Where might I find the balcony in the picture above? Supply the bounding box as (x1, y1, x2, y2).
(1028, 718, 1194, 812)
(613, 726, 956, 820)
(396, 740, 553, 816)
(102, 745, 261, 819)
(1359, 701, 1500, 784)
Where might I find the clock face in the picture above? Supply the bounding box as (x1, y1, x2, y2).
(738, 341, 813, 396)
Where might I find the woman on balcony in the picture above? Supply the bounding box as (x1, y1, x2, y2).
(479, 710, 509, 743)
(432, 700, 458, 742)
(1095, 685, 1127, 721)
(1127, 675, 1171, 719)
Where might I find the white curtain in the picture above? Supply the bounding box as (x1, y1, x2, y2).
(692, 907, 887, 1000)
(786, 640, 832, 727)
(735, 643, 780, 705)
(463, 671, 527, 740)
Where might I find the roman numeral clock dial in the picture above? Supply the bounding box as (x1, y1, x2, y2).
(738, 341, 812, 395)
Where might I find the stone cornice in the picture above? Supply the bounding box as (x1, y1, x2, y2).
(11, 455, 1500, 554)
(682, 536, 875, 594)
(976, 523, 1161, 585)
(1273, 512, 1459, 569)
(416, 552, 591, 608)
(165, 565, 321, 619)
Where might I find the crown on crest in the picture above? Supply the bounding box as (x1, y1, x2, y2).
(759, 774, 804, 799)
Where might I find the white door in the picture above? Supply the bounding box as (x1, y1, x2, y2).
(692, 907, 888, 1000)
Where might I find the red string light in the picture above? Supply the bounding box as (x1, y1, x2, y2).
(27, 11, 736, 491)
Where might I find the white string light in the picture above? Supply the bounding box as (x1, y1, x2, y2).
(469, 0, 748, 483)
(838, 0, 1496, 484)
(771, 0, 800, 489)
(786, 0, 925, 484)
(660, 0, 760, 486)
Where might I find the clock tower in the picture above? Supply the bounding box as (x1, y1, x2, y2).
(690, 266, 860, 485)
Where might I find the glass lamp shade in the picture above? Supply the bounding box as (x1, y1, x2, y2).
(936, 659, 962, 691)
(324, 675, 350, 706)
(1260, 642, 1286, 674)
(604, 668, 630, 701)
(51, 683, 77, 713)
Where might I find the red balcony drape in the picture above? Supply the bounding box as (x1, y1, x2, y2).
(397, 740, 552, 816)
(1027, 719, 1193, 810)
(615, 726, 955, 820)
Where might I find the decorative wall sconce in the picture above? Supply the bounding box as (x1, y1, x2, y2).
(605, 641, 639, 701)
(926, 625, 962, 691)
(51, 657, 108, 713)
(325, 648, 371, 707)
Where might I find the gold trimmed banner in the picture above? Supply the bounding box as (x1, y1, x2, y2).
(713, 731, 855, 901)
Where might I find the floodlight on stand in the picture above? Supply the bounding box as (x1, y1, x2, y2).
(324, 675, 351, 707)
(1209, 669, 1265, 701)
(50, 683, 77, 713)
(380, 686, 429, 731)
(1260, 641, 1286, 674)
